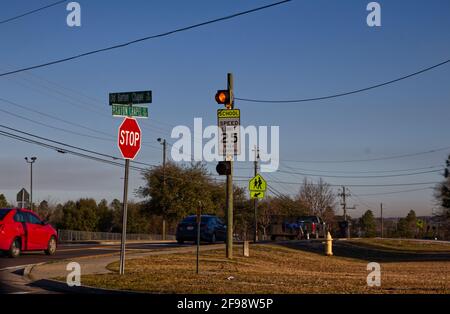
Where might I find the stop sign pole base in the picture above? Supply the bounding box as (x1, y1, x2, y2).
(119, 158, 130, 275)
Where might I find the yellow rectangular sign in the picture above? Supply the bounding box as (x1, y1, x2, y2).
(217, 109, 240, 119)
(250, 191, 264, 199)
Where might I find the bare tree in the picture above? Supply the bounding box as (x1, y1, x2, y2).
(296, 178, 336, 217)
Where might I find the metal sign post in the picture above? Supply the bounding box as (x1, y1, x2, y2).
(119, 158, 130, 275)
(110, 90, 151, 275)
(196, 204, 201, 275)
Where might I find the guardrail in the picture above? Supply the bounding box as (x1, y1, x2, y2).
(58, 229, 175, 242)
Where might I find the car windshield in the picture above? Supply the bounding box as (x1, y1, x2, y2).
(0, 209, 11, 221)
(182, 216, 212, 224)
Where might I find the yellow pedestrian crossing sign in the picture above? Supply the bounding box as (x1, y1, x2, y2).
(249, 174, 266, 192)
(250, 191, 265, 199)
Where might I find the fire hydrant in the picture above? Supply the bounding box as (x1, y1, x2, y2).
(325, 232, 333, 256)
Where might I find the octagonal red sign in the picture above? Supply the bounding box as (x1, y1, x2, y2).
(118, 117, 141, 160)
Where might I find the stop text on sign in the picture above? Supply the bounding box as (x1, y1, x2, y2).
(119, 130, 140, 146)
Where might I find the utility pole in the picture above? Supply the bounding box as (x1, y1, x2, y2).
(253, 145, 259, 243)
(24, 157, 37, 211)
(380, 203, 384, 238)
(226, 72, 234, 259)
(158, 138, 167, 240)
(338, 186, 351, 238)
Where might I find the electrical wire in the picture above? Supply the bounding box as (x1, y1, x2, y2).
(0, 124, 157, 168)
(235, 58, 450, 103)
(275, 168, 442, 179)
(352, 187, 434, 197)
(232, 178, 440, 188)
(0, 0, 291, 77)
(0, 0, 67, 25)
(0, 130, 147, 172)
(269, 146, 450, 164)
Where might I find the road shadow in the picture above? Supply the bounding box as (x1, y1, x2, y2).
(275, 240, 450, 263)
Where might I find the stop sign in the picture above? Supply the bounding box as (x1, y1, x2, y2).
(118, 117, 141, 160)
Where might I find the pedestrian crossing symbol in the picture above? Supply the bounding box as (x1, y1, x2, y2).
(249, 174, 267, 192)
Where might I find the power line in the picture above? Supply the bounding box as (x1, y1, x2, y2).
(0, 125, 157, 168)
(233, 178, 440, 188)
(0, 97, 164, 151)
(0, 130, 147, 172)
(273, 146, 450, 164)
(0, 107, 112, 142)
(0, 0, 67, 25)
(0, 96, 113, 138)
(353, 187, 434, 197)
(235, 58, 450, 103)
(279, 164, 443, 174)
(275, 168, 443, 179)
(0, 0, 291, 77)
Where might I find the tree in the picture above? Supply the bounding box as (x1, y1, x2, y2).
(296, 178, 336, 217)
(58, 198, 98, 231)
(0, 194, 10, 208)
(37, 200, 52, 221)
(138, 162, 229, 223)
(433, 155, 450, 239)
(397, 210, 417, 238)
(96, 199, 114, 232)
(359, 210, 377, 237)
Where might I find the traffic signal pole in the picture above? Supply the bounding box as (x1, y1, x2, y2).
(226, 73, 234, 259)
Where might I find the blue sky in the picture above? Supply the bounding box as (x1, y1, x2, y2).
(0, 0, 449, 217)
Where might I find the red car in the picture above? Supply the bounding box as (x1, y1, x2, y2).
(0, 208, 57, 258)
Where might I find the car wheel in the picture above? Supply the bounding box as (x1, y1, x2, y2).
(45, 236, 57, 256)
(210, 233, 216, 244)
(9, 238, 21, 258)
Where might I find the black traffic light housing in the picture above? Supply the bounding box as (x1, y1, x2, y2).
(215, 90, 231, 105)
(216, 161, 231, 176)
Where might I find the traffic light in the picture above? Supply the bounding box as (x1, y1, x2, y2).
(445, 168, 449, 178)
(216, 161, 231, 175)
(215, 90, 231, 107)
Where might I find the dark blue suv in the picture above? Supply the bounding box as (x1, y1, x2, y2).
(176, 215, 226, 244)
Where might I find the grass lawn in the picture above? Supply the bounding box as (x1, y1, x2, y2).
(348, 239, 450, 252)
(80, 243, 450, 294)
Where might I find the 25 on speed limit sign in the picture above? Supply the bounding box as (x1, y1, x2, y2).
(217, 109, 241, 157)
(118, 117, 142, 160)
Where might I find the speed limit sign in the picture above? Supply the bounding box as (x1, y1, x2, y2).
(217, 109, 241, 157)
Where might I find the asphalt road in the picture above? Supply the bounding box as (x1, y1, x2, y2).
(0, 241, 186, 270)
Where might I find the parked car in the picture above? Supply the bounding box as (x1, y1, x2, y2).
(176, 215, 226, 244)
(0, 208, 58, 258)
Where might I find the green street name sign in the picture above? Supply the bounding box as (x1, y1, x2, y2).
(109, 90, 152, 105)
(112, 104, 148, 118)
